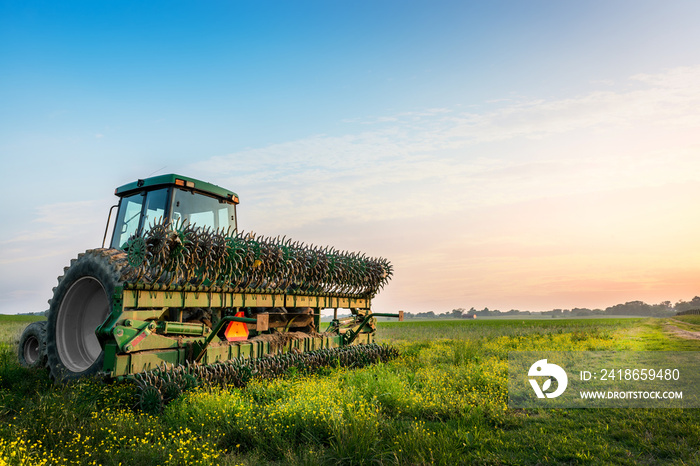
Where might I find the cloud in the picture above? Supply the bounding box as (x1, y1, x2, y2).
(3, 66, 700, 315)
(187, 65, 700, 233)
(0, 199, 111, 264)
(7, 66, 694, 314)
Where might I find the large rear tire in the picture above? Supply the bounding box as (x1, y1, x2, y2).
(46, 249, 127, 380)
(18, 321, 47, 368)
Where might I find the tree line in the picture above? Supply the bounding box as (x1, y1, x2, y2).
(403, 297, 700, 319)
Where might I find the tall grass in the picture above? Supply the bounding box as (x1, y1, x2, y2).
(0, 317, 699, 464)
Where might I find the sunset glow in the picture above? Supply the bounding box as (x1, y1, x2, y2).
(2, 1, 700, 314)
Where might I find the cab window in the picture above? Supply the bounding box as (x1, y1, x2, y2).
(171, 189, 236, 231)
(111, 193, 144, 248)
(142, 189, 169, 230)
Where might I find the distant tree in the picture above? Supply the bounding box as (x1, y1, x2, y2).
(451, 308, 465, 319)
(651, 301, 674, 316)
(604, 301, 673, 317)
(606, 301, 650, 316)
(675, 297, 700, 313)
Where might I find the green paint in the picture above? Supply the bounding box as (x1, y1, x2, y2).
(114, 173, 239, 202)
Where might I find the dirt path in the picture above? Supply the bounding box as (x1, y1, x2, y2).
(664, 320, 700, 340)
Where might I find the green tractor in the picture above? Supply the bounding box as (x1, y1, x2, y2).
(19, 174, 400, 389)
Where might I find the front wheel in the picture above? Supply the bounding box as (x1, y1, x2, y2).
(18, 321, 47, 368)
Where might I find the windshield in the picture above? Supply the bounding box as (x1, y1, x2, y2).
(171, 188, 237, 232)
(142, 188, 168, 230)
(110, 187, 237, 249)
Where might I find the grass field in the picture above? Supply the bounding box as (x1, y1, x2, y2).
(1, 315, 699, 465)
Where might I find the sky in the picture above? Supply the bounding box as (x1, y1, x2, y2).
(2, 0, 700, 315)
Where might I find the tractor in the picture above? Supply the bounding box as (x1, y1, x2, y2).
(18, 174, 400, 392)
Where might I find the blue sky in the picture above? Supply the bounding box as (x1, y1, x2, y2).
(2, 1, 700, 314)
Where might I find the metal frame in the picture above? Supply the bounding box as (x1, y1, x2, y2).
(97, 286, 401, 378)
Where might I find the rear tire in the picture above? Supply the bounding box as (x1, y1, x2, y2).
(46, 249, 127, 380)
(18, 321, 47, 368)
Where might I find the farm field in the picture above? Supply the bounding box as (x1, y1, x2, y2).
(1, 315, 700, 465)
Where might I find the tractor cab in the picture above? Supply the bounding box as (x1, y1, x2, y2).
(109, 174, 239, 250)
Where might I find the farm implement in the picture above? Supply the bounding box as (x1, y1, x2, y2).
(19, 174, 401, 407)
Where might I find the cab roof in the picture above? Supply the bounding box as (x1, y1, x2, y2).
(114, 174, 239, 204)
